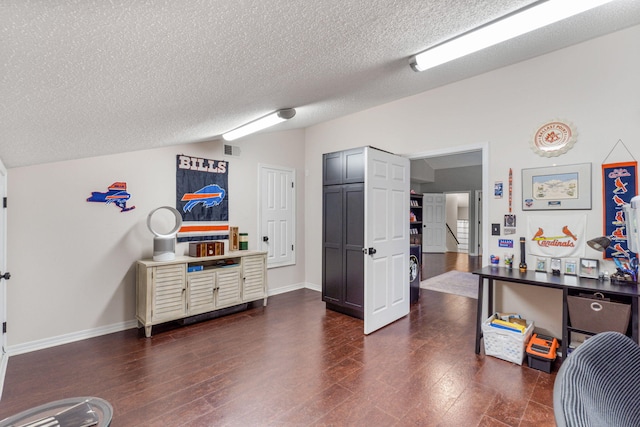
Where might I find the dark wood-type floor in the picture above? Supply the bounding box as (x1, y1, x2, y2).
(0, 253, 557, 426)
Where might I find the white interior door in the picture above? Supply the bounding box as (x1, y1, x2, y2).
(0, 158, 7, 398)
(475, 190, 483, 256)
(259, 165, 295, 268)
(422, 193, 447, 253)
(364, 148, 409, 335)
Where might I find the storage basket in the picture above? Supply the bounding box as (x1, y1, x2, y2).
(567, 294, 631, 334)
(482, 314, 534, 365)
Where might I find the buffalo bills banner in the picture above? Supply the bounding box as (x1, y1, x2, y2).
(176, 155, 229, 242)
(602, 162, 638, 259)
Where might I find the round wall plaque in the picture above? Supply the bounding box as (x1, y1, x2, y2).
(530, 120, 577, 157)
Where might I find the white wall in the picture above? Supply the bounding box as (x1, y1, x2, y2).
(305, 24, 640, 337)
(7, 24, 640, 350)
(7, 130, 306, 349)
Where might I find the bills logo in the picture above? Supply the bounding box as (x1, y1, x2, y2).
(181, 184, 226, 212)
(86, 182, 135, 212)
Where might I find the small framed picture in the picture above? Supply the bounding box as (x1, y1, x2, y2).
(504, 214, 516, 227)
(536, 257, 547, 273)
(579, 258, 599, 279)
(550, 258, 562, 275)
(564, 258, 578, 276)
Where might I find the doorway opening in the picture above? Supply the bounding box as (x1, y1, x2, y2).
(408, 143, 488, 259)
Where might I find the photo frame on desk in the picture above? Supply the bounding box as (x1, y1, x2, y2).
(579, 258, 599, 279)
(536, 257, 548, 273)
(550, 257, 562, 275)
(522, 163, 591, 210)
(564, 258, 578, 275)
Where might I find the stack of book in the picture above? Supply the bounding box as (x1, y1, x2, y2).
(489, 317, 526, 333)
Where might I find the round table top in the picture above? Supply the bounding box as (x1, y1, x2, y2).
(0, 396, 112, 427)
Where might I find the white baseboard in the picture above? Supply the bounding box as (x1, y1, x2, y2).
(0, 352, 7, 400)
(304, 282, 321, 292)
(267, 282, 321, 296)
(6, 320, 138, 357)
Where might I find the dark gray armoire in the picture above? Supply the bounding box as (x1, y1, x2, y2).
(322, 147, 365, 319)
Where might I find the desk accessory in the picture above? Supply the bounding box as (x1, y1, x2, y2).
(519, 237, 527, 272)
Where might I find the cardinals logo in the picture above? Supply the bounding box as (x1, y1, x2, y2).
(610, 243, 630, 258)
(612, 194, 626, 207)
(532, 226, 577, 241)
(613, 177, 628, 194)
(612, 227, 626, 240)
(612, 211, 625, 225)
(531, 225, 578, 248)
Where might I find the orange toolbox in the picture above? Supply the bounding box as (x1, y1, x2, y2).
(526, 333, 558, 373)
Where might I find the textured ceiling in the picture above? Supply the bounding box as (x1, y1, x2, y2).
(2, 0, 640, 168)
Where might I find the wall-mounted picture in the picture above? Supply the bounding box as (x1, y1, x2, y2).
(564, 258, 578, 275)
(522, 163, 592, 210)
(536, 257, 547, 273)
(579, 258, 599, 279)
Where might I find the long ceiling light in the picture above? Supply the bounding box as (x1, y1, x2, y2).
(410, 0, 615, 72)
(222, 108, 296, 141)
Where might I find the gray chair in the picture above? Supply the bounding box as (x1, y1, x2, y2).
(554, 331, 640, 427)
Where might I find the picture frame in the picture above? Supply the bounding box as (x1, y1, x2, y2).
(563, 258, 578, 276)
(579, 258, 599, 279)
(536, 257, 547, 273)
(550, 257, 562, 275)
(522, 163, 592, 210)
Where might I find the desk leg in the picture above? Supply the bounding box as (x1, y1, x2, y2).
(475, 276, 484, 354)
(488, 278, 494, 316)
(632, 297, 639, 345)
(561, 288, 568, 362)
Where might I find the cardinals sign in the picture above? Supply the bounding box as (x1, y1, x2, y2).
(602, 162, 638, 260)
(527, 215, 586, 258)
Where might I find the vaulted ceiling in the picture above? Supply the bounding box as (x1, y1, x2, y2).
(2, 0, 640, 168)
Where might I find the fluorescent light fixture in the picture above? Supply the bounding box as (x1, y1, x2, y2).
(222, 108, 296, 141)
(410, 0, 615, 72)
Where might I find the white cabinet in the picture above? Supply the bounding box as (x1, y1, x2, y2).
(242, 254, 267, 303)
(137, 251, 267, 337)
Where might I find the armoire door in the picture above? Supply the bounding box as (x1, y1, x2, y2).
(322, 185, 343, 304)
(343, 183, 364, 311)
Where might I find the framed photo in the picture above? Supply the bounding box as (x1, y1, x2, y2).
(536, 257, 547, 273)
(564, 258, 578, 276)
(579, 258, 599, 279)
(504, 214, 516, 227)
(522, 163, 592, 210)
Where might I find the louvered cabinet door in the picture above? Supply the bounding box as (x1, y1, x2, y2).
(216, 268, 242, 308)
(151, 264, 186, 323)
(242, 254, 266, 302)
(187, 270, 216, 316)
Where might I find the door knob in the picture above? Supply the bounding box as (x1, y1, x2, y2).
(0, 272, 10, 280)
(262, 236, 269, 242)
